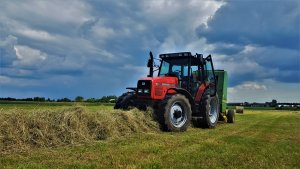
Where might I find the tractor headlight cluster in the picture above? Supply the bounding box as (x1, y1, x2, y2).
(137, 89, 149, 94)
(137, 80, 151, 95)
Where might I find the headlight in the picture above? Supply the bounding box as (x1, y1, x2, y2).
(138, 89, 143, 93)
(144, 89, 149, 93)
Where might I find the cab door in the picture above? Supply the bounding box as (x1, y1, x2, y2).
(204, 55, 217, 96)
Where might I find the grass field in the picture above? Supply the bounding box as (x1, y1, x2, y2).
(0, 103, 299, 169)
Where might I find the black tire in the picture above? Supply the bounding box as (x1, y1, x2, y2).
(137, 105, 147, 111)
(227, 109, 235, 123)
(157, 94, 192, 132)
(114, 92, 135, 110)
(198, 93, 219, 128)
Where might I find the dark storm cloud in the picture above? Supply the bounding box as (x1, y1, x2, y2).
(197, 0, 300, 50)
(198, 0, 300, 85)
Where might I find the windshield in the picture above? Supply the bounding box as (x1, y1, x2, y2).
(158, 58, 189, 78)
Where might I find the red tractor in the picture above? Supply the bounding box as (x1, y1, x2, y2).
(115, 52, 229, 131)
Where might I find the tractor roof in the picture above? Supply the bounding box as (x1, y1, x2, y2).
(159, 52, 203, 65)
(159, 52, 191, 59)
(159, 52, 202, 59)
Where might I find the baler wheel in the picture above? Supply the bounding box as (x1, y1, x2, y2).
(227, 109, 235, 123)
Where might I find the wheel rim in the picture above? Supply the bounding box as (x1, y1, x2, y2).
(169, 102, 187, 128)
(208, 98, 218, 123)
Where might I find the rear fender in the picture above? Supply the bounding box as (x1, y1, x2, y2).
(195, 83, 209, 102)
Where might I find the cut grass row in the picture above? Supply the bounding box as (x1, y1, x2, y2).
(0, 107, 158, 152)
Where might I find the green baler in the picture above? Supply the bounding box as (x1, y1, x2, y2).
(215, 70, 228, 113)
(215, 70, 235, 123)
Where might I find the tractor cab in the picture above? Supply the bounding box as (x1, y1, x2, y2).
(157, 52, 217, 97)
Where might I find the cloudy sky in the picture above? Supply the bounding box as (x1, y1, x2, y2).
(0, 0, 299, 102)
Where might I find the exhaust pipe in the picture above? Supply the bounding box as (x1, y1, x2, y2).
(147, 51, 154, 77)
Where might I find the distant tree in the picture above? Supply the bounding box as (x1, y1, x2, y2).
(265, 102, 271, 107)
(99, 96, 108, 102)
(0, 97, 17, 101)
(24, 98, 33, 101)
(271, 99, 277, 107)
(75, 96, 84, 102)
(57, 98, 71, 102)
(86, 98, 96, 102)
(244, 102, 249, 106)
(33, 97, 45, 102)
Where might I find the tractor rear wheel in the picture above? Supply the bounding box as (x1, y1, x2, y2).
(158, 94, 192, 132)
(227, 109, 235, 123)
(198, 93, 219, 128)
(114, 92, 135, 110)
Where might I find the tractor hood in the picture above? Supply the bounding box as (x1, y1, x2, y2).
(139, 76, 178, 87)
(136, 76, 178, 100)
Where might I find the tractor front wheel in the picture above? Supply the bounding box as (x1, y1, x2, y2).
(158, 94, 192, 132)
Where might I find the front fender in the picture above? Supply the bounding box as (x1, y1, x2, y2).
(167, 88, 196, 116)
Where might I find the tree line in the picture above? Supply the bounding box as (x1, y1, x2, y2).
(0, 95, 118, 103)
(228, 99, 300, 108)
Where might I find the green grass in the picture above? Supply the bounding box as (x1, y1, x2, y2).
(0, 101, 114, 111)
(0, 104, 299, 168)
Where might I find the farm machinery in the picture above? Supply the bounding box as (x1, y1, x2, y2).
(115, 52, 235, 131)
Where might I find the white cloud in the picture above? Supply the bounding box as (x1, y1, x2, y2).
(0, 35, 17, 47)
(143, 0, 224, 29)
(228, 80, 300, 103)
(143, 0, 225, 54)
(228, 81, 267, 96)
(237, 82, 267, 90)
(16, 28, 57, 42)
(91, 26, 115, 39)
(0, 75, 11, 85)
(1, 0, 92, 25)
(13, 45, 47, 67)
(241, 45, 256, 54)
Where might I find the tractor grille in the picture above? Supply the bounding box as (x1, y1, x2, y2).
(137, 80, 151, 96)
